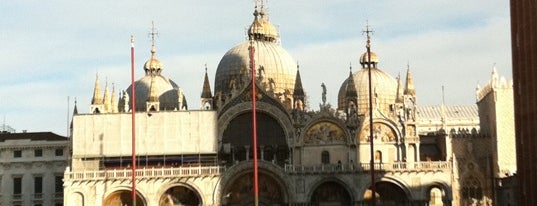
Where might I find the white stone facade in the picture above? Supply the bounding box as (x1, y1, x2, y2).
(0, 132, 68, 206)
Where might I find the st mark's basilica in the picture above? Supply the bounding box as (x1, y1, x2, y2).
(63, 4, 515, 206)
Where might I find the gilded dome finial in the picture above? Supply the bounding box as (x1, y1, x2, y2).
(143, 21, 163, 75)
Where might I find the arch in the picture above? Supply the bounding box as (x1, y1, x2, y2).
(375, 150, 383, 163)
(218, 101, 294, 146)
(220, 161, 290, 206)
(302, 120, 348, 145)
(357, 119, 401, 143)
(158, 184, 203, 206)
(360, 177, 412, 204)
(308, 179, 353, 205)
(425, 181, 452, 204)
(69, 191, 84, 206)
(103, 189, 146, 206)
(300, 117, 352, 146)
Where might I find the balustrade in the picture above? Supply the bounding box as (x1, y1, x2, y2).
(65, 165, 224, 181)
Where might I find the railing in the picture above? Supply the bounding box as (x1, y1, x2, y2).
(33, 193, 43, 199)
(65, 166, 225, 181)
(285, 161, 451, 174)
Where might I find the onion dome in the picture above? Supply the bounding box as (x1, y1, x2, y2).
(248, 7, 279, 42)
(214, 6, 296, 102)
(338, 52, 397, 116)
(144, 46, 163, 75)
(359, 52, 379, 67)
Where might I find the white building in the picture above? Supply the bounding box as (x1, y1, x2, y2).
(0, 132, 69, 206)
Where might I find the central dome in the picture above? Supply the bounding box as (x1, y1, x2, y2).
(214, 7, 297, 101)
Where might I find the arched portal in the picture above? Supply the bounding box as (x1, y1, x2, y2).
(221, 112, 288, 165)
(159, 185, 201, 206)
(310, 181, 352, 205)
(363, 182, 409, 205)
(103, 190, 145, 206)
(222, 171, 285, 206)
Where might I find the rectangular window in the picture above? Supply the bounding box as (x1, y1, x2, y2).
(34, 176, 42, 193)
(55, 176, 63, 193)
(14, 150, 22, 158)
(55, 149, 64, 156)
(34, 149, 43, 157)
(13, 177, 22, 194)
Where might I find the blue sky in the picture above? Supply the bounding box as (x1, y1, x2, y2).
(0, 1, 511, 136)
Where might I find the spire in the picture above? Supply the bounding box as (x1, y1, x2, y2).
(404, 64, 416, 96)
(91, 73, 103, 104)
(111, 83, 118, 113)
(201, 64, 213, 98)
(73, 97, 78, 115)
(491, 63, 498, 87)
(396, 73, 404, 103)
(293, 63, 305, 98)
(103, 78, 111, 112)
(144, 21, 163, 75)
(346, 63, 358, 99)
(360, 22, 378, 68)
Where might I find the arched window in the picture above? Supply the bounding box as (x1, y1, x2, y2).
(375, 150, 382, 163)
(321, 151, 330, 164)
(429, 187, 443, 206)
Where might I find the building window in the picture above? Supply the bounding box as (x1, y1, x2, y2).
(55, 149, 63, 156)
(55, 175, 63, 193)
(34, 176, 43, 194)
(462, 175, 483, 203)
(35, 149, 43, 157)
(321, 151, 330, 164)
(14, 150, 22, 158)
(13, 176, 22, 195)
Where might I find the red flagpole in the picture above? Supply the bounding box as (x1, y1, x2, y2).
(249, 41, 259, 206)
(130, 35, 137, 206)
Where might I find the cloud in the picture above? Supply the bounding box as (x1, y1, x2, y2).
(0, 1, 511, 135)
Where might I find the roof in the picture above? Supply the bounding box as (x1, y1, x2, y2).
(0, 132, 68, 142)
(417, 105, 478, 120)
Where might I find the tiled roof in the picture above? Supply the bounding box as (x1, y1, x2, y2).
(0, 132, 68, 142)
(417, 105, 478, 120)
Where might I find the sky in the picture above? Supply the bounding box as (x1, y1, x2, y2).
(0, 1, 512, 136)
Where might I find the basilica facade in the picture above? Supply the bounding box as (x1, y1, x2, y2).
(63, 5, 514, 206)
